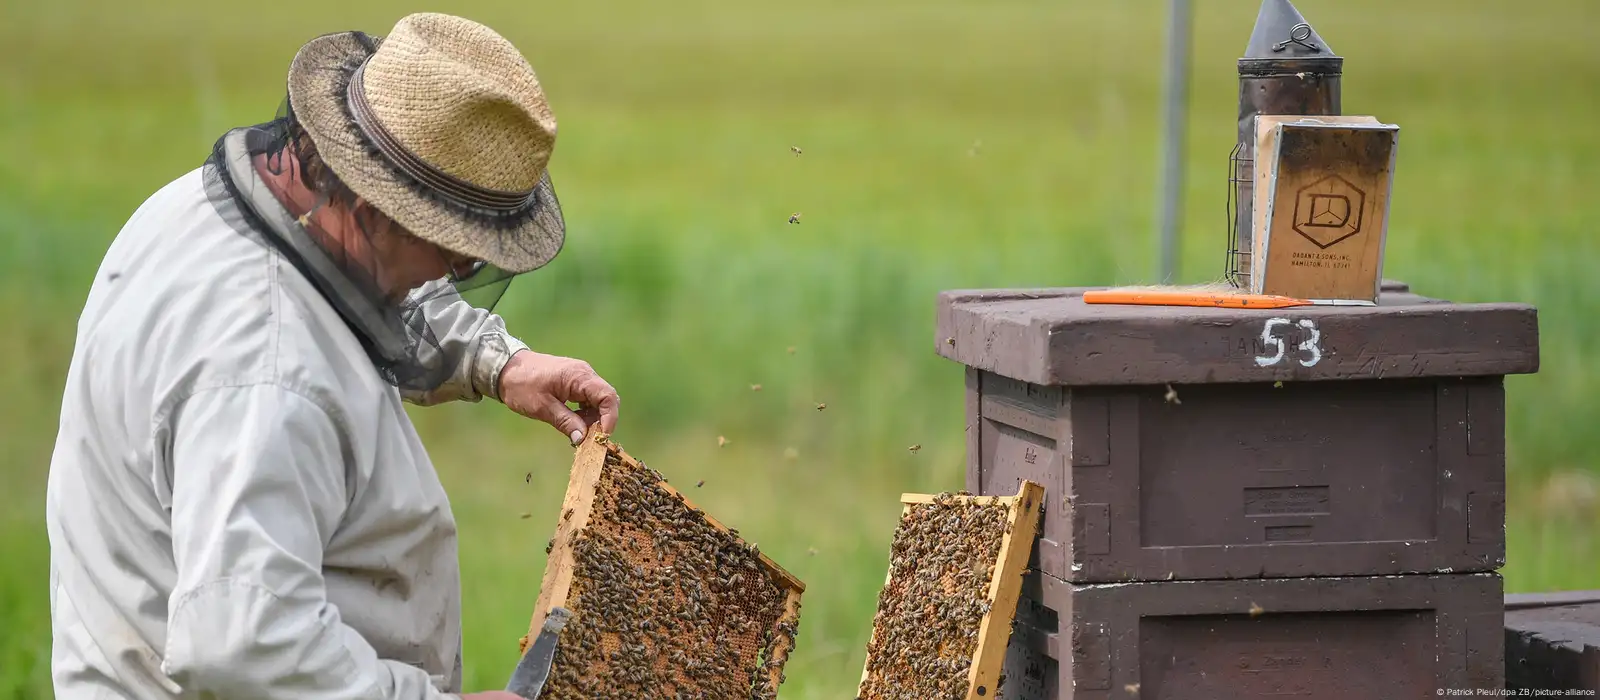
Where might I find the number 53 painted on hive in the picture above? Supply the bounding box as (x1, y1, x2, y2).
(1255, 318, 1323, 368)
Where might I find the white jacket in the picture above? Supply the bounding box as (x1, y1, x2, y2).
(46, 135, 529, 699)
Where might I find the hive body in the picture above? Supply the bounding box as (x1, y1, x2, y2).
(936, 283, 1539, 698)
(1000, 572, 1504, 699)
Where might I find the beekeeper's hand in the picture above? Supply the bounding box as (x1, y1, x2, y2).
(497, 350, 620, 444)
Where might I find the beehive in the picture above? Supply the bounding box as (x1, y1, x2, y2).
(857, 481, 1044, 700)
(937, 284, 1539, 583)
(522, 430, 805, 700)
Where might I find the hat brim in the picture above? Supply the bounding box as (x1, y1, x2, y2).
(285, 31, 565, 275)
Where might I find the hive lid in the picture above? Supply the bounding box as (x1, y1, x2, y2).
(935, 284, 1539, 386)
(1244, 0, 1340, 60)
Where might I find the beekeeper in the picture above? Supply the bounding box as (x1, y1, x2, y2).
(44, 13, 615, 699)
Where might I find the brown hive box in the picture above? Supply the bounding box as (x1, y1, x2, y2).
(999, 571, 1504, 699)
(936, 284, 1539, 583)
(857, 482, 1044, 700)
(1504, 591, 1600, 692)
(522, 430, 805, 700)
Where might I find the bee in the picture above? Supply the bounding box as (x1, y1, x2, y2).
(787, 212, 801, 224)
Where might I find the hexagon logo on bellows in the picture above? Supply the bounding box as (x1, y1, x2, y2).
(1291, 174, 1367, 249)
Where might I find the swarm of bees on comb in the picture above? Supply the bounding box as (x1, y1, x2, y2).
(856, 483, 1042, 700)
(527, 432, 805, 700)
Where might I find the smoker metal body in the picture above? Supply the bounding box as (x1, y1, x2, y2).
(1227, 0, 1344, 287)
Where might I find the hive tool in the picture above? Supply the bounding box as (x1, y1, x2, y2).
(505, 607, 572, 699)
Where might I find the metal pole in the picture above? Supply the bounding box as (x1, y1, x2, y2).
(1157, 0, 1192, 283)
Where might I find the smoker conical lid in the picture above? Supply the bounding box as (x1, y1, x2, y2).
(1245, 0, 1339, 59)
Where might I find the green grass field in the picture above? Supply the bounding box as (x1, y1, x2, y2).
(2, 0, 1597, 697)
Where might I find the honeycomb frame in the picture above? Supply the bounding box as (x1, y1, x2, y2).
(856, 480, 1044, 700)
(521, 428, 806, 699)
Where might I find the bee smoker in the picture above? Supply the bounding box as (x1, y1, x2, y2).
(1226, 0, 1343, 287)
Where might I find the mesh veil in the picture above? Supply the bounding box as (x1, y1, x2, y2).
(197, 31, 563, 395)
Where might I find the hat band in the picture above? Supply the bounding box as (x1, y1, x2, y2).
(346, 60, 537, 213)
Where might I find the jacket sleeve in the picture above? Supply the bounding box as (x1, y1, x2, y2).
(159, 383, 454, 700)
(398, 277, 529, 407)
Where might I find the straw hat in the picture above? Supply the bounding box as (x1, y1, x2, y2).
(286, 13, 564, 274)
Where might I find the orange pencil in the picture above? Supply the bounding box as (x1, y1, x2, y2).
(1082, 289, 1373, 309)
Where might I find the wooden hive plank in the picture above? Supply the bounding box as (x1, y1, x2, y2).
(1505, 591, 1600, 693)
(521, 428, 806, 699)
(857, 480, 1045, 700)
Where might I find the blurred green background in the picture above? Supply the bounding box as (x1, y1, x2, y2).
(2, 0, 1596, 697)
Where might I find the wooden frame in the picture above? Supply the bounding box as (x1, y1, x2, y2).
(521, 427, 806, 696)
(857, 480, 1044, 700)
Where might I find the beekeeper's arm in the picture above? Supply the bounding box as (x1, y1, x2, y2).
(396, 277, 529, 407)
(398, 277, 620, 445)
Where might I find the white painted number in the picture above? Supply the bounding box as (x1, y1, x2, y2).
(1295, 319, 1322, 367)
(1254, 318, 1323, 368)
(1255, 318, 1288, 367)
